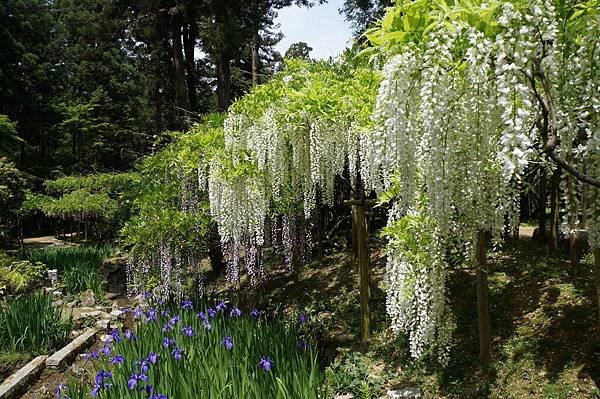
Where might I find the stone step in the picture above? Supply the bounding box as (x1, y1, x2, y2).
(0, 356, 47, 399)
(46, 328, 99, 368)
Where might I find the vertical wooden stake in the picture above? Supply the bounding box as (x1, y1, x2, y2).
(476, 230, 491, 368)
(352, 204, 371, 347)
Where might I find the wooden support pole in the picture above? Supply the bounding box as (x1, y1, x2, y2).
(351, 204, 371, 347)
(475, 230, 491, 368)
(594, 248, 600, 323)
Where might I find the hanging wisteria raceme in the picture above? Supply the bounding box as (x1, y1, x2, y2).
(359, 0, 589, 362)
(207, 60, 379, 286)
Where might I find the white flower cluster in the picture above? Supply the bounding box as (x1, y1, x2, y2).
(495, 2, 537, 179)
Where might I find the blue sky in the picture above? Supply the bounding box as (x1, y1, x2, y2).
(274, 0, 353, 60)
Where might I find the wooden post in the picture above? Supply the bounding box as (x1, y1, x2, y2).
(475, 230, 491, 367)
(345, 199, 374, 347)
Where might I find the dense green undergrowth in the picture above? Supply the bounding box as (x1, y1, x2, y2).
(23, 245, 113, 296)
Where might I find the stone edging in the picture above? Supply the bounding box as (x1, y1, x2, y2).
(0, 327, 100, 399)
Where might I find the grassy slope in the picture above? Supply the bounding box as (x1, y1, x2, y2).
(206, 236, 600, 398)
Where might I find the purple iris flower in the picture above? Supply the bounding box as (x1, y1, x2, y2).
(146, 308, 158, 322)
(54, 382, 67, 398)
(250, 308, 260, 319)
(299, 312, 308, 324)
(207, 308, 216, 318)
(124, 329, 136, 341)
(215, 301, 227, 312)
(143, 291, 153, 299)
(220, 336, 233, 350)
(91, 370, 112, 397)
(95, 370, 112, 385)
(148, 352, 159, 364)
(258, 356, 273, 372)
(127, 373, 148, 390)
(82, 351, 99, 361)
(182, 299, 193, 310)
(203, 320, 212, 330)
(101, 344, 111, 357)
(196, 311, 207, 322)
(138, 359, 149, 374)
(229, 307, 241, 318)
(109, 328, 121, 343)
(110, 355, 124, 365)
(150, 395, 168, 399)
(171, 348, 182, 361)
(162, 337, 172, 348)
(133, 307, 144, 319)
(181, 325, 194, 337)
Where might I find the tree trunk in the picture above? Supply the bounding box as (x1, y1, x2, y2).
(538, 169, 547, 245)
(476, 230, 491, 368)
(549, 167, 561, 255)
(183, 15, 198, 112)
(352, 204, 371, 347)
(208, 222, 224, 274)
(594, 248, 600, 323)
(581, 162, 589, 229)
(214, 1, 231, 111)
(153, 13, 164, 143)
(170, 8, 189, 128)
(251, 32, 260, 86)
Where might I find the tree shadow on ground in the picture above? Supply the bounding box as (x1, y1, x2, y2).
(435, 238, 600, 398)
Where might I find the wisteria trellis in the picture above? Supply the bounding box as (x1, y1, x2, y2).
(128, 0, 600, 364)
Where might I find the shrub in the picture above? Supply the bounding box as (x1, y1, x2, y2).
(0, 252, 46, 296)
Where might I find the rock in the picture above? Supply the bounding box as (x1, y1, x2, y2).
(95, 319, 110, 330)
(105, 292, 120, 300)
(387, 387, 422, 399)
(52, 300, 64, 307)
(52, 290, 62, 298)
(80, 290, 96, 307)
(334, 394, 354, 399)
(79, 310, 107, 319)
(0, 355, 47, 398)
(109, 309, 124, 320)
(66, 301, 77, 307)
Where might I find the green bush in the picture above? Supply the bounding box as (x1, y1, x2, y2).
(0, 291, 71, 354)
(0, 252, 46, 296)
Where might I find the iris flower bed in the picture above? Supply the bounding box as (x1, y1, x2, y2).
(57, 299, 322, 398)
